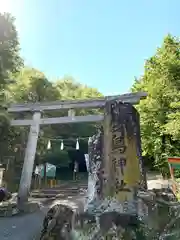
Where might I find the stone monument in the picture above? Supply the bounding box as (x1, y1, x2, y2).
(40, 100, 180, 239)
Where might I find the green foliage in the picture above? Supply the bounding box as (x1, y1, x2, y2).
(0, 13, 23, 83)
(0, 12, 23, 157)
(43, 150, 70, 167)
(132, 34, 180, 173)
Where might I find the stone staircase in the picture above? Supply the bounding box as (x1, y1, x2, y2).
(30, 182, 87, 199)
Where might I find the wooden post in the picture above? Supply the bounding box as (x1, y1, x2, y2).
(18, 111, 41, 208)
(43, 163, 47, 188)
(168, 163, 176, 194)
(50, 179, 53, 188)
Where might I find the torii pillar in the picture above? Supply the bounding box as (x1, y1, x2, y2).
(17, 111, 41, 209)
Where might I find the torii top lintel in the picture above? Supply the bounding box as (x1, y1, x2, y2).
(8, 92, 147, 113)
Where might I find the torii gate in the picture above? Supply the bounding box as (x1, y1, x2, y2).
(8, 92, 147, 208)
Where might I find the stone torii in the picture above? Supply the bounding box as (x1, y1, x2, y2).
(8, 92, 147, 209)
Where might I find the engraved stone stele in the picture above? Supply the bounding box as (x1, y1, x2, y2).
(41, 100, 180, 239)
(38, 100, 180, 239)
(71, 100, 149, 239)
(85, 100, 147, 208)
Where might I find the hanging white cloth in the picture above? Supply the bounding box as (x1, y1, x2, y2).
(60, 140, 64, 150)
(47, 140, 51, 149)
(88, 137, 92, 144)
(76, 138, 79, 150)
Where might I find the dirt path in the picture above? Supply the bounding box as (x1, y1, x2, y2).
(0, 175, 172, 240)
(0, 210, 45, 240)
(0, 182, 87, 240)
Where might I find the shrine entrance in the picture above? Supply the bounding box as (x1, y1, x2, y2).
(8, 92, 147, 208)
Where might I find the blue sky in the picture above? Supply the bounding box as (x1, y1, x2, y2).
(1, 0, 179, 95)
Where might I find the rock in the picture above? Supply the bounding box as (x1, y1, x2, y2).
(0, 202, 19, 217)
(40, 204, 75, 240)
(0, 199, 40, 217)
(21, 201, 41, 213)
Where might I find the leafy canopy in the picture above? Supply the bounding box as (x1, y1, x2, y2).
(132, 34, 180, 172)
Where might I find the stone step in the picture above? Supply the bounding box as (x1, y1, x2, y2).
(30, 193, 58, 198)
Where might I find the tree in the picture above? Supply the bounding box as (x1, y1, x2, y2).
(132, 34, 180, 174)
(0, 13, 23, 83)
(52, 77, 103, 138)
(7, 70, 103, 173)
(10, 67, 59, 103)
(0, 12, 23, 159)
(0, 13, 103, 182)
